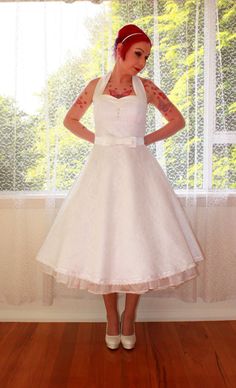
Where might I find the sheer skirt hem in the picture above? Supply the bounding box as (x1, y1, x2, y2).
(36, 259, 203, 294)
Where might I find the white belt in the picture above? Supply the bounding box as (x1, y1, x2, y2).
(94, 135, 144, 148)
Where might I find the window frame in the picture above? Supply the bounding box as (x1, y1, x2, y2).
(203, 0, 236, 191)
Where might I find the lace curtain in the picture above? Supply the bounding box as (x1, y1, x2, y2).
(0, 0, 235, 305)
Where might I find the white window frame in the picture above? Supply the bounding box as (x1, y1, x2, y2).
(204, 0, 236, 191)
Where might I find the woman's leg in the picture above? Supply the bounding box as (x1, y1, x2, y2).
(102, 292, 141, 335)
(122, 293, 141, 335)
(102, 293, 120, 335)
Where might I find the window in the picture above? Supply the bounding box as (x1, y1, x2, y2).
(0, 0, 235, 193)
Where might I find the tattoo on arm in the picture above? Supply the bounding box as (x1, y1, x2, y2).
(73, 88, 89, 109)
(158, 97, 172, 113)
(143, 80, 173, 119)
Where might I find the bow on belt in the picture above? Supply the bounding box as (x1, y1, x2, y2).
(94, 135, 144, 148)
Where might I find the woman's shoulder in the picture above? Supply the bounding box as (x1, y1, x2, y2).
(137, 76, 154, 104)
(138, 76, 164, 104)
(87, 77, 101, 90)
(138, 76, 158, 89)
(82, 77, 102, 100)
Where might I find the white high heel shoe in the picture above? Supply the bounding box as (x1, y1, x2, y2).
(120, 311, 136, 350)
(105, 315, 121, 350)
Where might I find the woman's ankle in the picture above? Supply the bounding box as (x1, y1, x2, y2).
(123, 310, 136, 321)
(106, 313, 120, 335)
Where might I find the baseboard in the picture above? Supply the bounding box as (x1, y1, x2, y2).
(0, 296, 236, 322)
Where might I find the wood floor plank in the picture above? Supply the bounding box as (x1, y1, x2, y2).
(229, 320, 236, 331)
(0, 322, 38, 387)
(203, 321, 236, 387)
(0, 323, 69, 388)
(146, 322, 192, 387)
(175, 321, 228, 387)
(36, 323, 67, 388)
(47, 323, 78, 387)
(69, 322, 94, 388)
(0, 320, 235, 388)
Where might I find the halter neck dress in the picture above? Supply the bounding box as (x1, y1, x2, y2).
(35, 70, 205, 294)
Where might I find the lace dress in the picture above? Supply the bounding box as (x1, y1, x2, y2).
(35, 71, 205, 294)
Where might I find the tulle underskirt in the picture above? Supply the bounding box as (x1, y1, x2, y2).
(37, 260, 201, 295)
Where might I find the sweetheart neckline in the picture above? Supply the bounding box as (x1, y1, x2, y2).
(100, 94, 138, 100)
(100, 72, 138, 100)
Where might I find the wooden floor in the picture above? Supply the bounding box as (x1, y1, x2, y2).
(0, 320, 235, 387)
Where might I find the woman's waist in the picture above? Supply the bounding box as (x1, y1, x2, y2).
(94, 135, 144, 148)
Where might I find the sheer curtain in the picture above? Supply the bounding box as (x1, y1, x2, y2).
(0, 0, 235, 305)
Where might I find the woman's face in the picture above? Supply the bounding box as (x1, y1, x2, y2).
(117, 41, 151, 75)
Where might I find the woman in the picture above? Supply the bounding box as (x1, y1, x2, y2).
(36, 24, 204, 350)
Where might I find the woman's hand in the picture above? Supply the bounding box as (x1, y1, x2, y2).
(144, 136, 150, 146)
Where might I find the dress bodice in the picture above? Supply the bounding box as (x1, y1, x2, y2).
(92, 71, 148, 138)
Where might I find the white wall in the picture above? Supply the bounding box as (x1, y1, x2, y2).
(1, 295, 236, 322)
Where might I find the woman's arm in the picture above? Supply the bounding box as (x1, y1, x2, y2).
(63, 78, 100, 144)
(140, 78, 186, 146)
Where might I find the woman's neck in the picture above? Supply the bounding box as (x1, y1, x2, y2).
(109, 66, 132, 85)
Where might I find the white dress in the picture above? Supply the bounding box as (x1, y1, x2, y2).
(35, 71, 205, 294)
